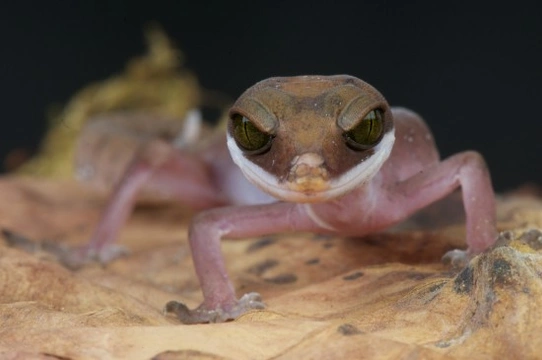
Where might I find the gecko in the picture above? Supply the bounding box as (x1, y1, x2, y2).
(72, 75, 497, 324)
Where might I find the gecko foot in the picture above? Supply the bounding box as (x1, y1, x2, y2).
(1, 229, 128, 269)
(164, 292, 265, 324)
(441, 249, 471, 269)
(59, 244, 129, 270)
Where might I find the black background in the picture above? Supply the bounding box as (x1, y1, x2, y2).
(1, 1, 541, 191)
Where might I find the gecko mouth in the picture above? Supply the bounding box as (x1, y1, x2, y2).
(285, 153, 330, 195)
(226, 130, 395, 203)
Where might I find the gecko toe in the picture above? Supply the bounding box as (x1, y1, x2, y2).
(164, 292, 265, 324)
(97, 244, 129, 263)
(57, 244, 130, 270)
(442, 249, 470, 269)
(238, 292, 263, 304)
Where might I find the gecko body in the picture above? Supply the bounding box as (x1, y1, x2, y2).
(74, 75, 497, 323)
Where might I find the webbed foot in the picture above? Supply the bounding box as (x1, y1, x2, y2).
(164, 292, 265, 324)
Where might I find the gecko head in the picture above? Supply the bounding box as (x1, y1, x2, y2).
(226, 75, 395, 203)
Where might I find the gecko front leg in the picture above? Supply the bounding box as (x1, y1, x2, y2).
(165, 202, 320, 324)
(391, 150, 497, 266)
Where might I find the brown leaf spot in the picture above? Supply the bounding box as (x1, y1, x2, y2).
(246, 259, 279, 276)
(337, 323, 363, 336)
(343, 271, 364, 281)
(453, 266, 473, 294)
(264, 273, 298, 284)
(246, 237, 277, 253)
(491, 258, 513, 286)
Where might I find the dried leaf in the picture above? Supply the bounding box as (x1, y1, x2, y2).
(0, 177, 540, 359)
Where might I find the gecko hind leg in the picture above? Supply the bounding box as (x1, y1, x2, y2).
(63, 139, 226, 268)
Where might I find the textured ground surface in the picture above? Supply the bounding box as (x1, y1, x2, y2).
(0, 177, 540, 359)
(5, 28, 541, 360)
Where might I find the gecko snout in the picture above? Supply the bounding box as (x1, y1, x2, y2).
(286, 153, 330, 193)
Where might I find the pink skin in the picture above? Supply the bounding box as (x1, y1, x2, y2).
(72, 108, 497, 323)
(69, 138, 227, 266)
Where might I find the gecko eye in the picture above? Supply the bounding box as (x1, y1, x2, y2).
(231, 113, 273, 154)
(344, 109, 384, 150)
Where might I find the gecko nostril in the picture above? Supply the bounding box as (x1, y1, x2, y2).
(290, 153, 325, 167)
(286, 152, 330, 194)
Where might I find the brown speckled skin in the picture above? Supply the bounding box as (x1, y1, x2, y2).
(228, 75, 393, 180)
